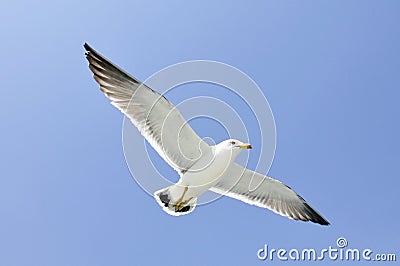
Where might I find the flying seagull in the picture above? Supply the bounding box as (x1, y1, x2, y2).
(84, 43, 329, 225)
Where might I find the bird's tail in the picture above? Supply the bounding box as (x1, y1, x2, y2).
(154, 185, 197, 216)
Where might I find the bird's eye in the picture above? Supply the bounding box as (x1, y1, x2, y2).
(230, 141, 236, 145)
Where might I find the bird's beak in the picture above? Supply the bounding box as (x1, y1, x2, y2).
(238, 144, 252, 149)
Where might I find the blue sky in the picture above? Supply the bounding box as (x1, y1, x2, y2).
(1, 1, 399, 265)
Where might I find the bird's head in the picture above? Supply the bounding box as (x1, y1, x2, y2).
(216, 139, 252, 155)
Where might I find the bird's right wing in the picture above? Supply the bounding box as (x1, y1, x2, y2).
(84, 43, 211, 174)
(210, 163, 329, 225)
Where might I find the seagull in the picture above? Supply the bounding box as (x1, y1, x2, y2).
(84, 43, 330, 225)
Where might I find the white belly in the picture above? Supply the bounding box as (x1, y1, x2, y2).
(176, 148, 233, 200)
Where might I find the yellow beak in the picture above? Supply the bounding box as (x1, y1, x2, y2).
(239, 144, 252, 149)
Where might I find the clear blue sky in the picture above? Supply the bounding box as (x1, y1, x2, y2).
(1, 1, 399, 265)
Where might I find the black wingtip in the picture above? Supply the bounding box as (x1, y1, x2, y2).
(83, 42, 93, 56)
(318, 219, 330, 226)
(83, 42, 90, 51)
(303, 201, 330, 226)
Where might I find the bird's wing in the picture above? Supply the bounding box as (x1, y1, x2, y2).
(210, 163, 329, 225)
(84, 43, 211, 174)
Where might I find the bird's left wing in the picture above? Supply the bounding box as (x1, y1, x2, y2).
(84, 43, 211, 174)
(210, 163, 329, 225)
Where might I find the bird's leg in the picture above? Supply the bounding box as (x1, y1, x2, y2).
(177, 197, 193, 210)
(174, 186, 189, 211)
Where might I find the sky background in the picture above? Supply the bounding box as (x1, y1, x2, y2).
(1, 1, 399, 265)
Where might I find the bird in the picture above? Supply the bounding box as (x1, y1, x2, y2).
(84, 43, 330, 225)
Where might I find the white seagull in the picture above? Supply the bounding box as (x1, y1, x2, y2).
(84, 43, 329, 225)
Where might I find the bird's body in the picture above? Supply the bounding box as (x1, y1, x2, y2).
(84, 43, 330, 225)
(155, 140, 249, 215)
